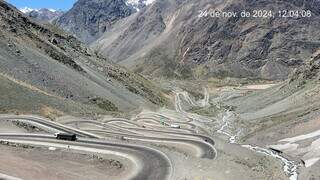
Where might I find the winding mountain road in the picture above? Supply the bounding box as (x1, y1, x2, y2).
(0, 133, 173, 180)
(0, 104, 217, 180)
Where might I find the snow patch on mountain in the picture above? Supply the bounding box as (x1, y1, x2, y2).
(126, 0, 156, 11)
(19, 7, 58, 13)
(48, 9, 57, 12)
(19, 7, 63, 23)
(19, 7, 36, 13)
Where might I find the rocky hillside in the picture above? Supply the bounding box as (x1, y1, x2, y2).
(24, 8, 64, 23)
(0, 1, 168, 115)
(93, 0, 320, 80)
(54, 0, 134, 44)
(290, 49, 320, 82)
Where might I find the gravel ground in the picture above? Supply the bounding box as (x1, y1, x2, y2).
(0, 144, 127, 180)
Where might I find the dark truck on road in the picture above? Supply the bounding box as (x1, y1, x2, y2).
(55, 133, 77, 141)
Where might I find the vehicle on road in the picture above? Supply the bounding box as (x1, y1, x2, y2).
(269, 148, 283, 154)
(170, 124, 181, 129)
(55, 133, 77, 141)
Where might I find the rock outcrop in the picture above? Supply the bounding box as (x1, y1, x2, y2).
(54, 0, 134, 44)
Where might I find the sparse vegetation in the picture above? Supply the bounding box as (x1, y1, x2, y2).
(0, 74, 106, 116)
(89, 97, 118, 112)
(190, 106, 218, 117)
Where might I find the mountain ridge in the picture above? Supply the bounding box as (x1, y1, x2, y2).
(92, 0, 320, 80)
(54, 0, 134, 44)
(25, 8, 64, 23)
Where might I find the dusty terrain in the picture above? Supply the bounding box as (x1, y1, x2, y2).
(0, 144, 127, 180)
(0, 1, 168, 116)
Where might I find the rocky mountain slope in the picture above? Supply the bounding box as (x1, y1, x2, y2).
(54, 0, 134, 44)
(291, 49, 320, 82)
(23, 8, 64, 23)
(54, 0, 157, 44)
(92, 0, 320, 80)
(0, 0, 167, 115)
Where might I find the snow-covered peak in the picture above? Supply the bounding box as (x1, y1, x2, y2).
(48, 9, 57, 12)
(144, 0, 156, 5)
(19, 7, 36, 13)
(19, 7, 63, 23)
(19, 7, 58, 14)
(126, 0, 156, 11)
(126, 0, 156, 6)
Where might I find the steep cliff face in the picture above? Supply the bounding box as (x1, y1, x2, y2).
(93, 0, 320, 80)
(290, 49, 320, 82)
(54, 0, 134, 44)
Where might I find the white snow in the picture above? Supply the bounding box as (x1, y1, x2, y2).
(19, 7, 58, 14)
(304, 158, 320, 167)
(268, 143, 299, 152)
(48, 9, 57, 12)
(269, 129, 320, 168)
(280, 129, 320, 143)
(144, 0, 156, 5)
(19, 7, 37, 13)
(126, 0, 156, 11)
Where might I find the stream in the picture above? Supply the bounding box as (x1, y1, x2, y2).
(218, 110, 299, 180)
(175, 90, 300, 180)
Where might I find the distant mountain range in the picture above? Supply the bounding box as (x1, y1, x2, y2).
(20, 0, 320, 81)
(20, 7, 64, 23)
(19, 7, 38, 13)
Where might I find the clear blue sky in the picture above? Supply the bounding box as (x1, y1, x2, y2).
(7, 0, 77, 10)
